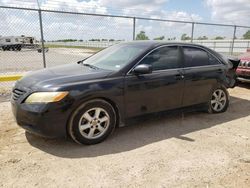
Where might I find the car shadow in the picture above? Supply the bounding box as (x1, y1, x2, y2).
(26, 96, 250, 158)
(237, 82, 250, 89)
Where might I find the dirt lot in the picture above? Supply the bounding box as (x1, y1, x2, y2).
(0, 48, 95, 92)
(0, 48, 94, 74)
(0, 85, 250, 188)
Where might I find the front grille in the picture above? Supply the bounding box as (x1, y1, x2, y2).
(239, 61, 250, 68)
(12, 88, 26, 101)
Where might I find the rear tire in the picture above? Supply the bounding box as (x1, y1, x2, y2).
(207, 87, 229, 113)
(68, 99, 116, 145)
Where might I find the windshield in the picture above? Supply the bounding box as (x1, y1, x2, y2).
(82, 44, 150, 71)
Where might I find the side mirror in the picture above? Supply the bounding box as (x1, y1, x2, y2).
(133, 64, 153, 75)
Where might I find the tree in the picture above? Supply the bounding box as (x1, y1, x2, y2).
(56, 39, 77, 42)
(154, 36, 165, 40)
(181, 34, 191, 40)
(166, 37, 176, 41)
(89, 39, 100, 41)
(197, 36, 208, 40)
(136, 31, 149, 40)
(214, 36, 225, 40)
(243, 30, 250, 39)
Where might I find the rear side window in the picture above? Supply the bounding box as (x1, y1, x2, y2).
(208, 53, 221, 65)
(183, 47, 220, 67)
(140, 46, 180, 71)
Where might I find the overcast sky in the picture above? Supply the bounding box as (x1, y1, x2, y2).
(0, 0, 250, 41)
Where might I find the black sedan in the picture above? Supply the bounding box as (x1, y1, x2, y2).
(11, 41, 238, 144)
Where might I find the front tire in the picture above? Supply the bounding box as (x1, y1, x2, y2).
(207, 87, 229, 113)
(68, 99, 116, 145)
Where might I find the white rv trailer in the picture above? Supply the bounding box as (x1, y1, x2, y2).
(0, 36, 38, 51)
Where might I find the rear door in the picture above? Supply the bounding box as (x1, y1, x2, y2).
(181, 46, 224, 106)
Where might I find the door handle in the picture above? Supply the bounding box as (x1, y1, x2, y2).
(216, 69, 223, 73)
(175, 74, 184, 80)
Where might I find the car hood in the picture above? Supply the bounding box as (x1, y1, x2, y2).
(16, 64, 113, 90)
(239, 52, 250, 60)
(240, 57, 250, 61)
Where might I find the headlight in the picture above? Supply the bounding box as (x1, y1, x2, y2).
(25, 92, 68, 103)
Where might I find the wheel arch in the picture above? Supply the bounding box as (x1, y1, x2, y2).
(97, 97, 121, 128)
(212, 82, 229, 95)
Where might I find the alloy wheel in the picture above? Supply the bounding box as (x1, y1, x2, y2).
(78, 107, 110, 139)
(211, 89, 227, 112)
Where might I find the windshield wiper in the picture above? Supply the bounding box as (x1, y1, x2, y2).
(81, 63, 100, 70)
(77, 58, 87, 64)
(77, 59, 100, 70)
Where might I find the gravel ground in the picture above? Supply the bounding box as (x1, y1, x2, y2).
(0, 85, 250, 188)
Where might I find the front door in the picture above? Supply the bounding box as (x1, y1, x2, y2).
(124, 45, 185, 118)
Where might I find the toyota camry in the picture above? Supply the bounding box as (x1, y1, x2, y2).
(11, 41, 239, 144)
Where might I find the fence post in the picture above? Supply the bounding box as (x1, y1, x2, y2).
(38, 9, 46, 68)
(191, 22, 195, 43)
(133, 17, 136, 40)
(231, 25, 237, 55)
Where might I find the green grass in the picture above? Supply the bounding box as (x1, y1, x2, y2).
(44, 44, 103, 52)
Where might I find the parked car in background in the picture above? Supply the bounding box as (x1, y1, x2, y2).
(237, 50, 250, 83)
(0, 35, 37, 51)
(11, 41, 239, 145)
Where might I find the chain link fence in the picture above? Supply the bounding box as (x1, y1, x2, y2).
(0, 5, 250, 92)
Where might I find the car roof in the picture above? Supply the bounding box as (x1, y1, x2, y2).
(120, 41, 227, 65)
(121, 40, 209, 49)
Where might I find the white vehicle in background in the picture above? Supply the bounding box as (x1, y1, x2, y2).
(0, 35, 44, 51)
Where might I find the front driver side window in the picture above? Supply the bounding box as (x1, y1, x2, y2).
(140, 46, 180, 71)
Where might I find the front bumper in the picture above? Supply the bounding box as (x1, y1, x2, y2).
(11, 99, 71, 138)
(237, 77, 250, 83)
(236, 68, 250, 83)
